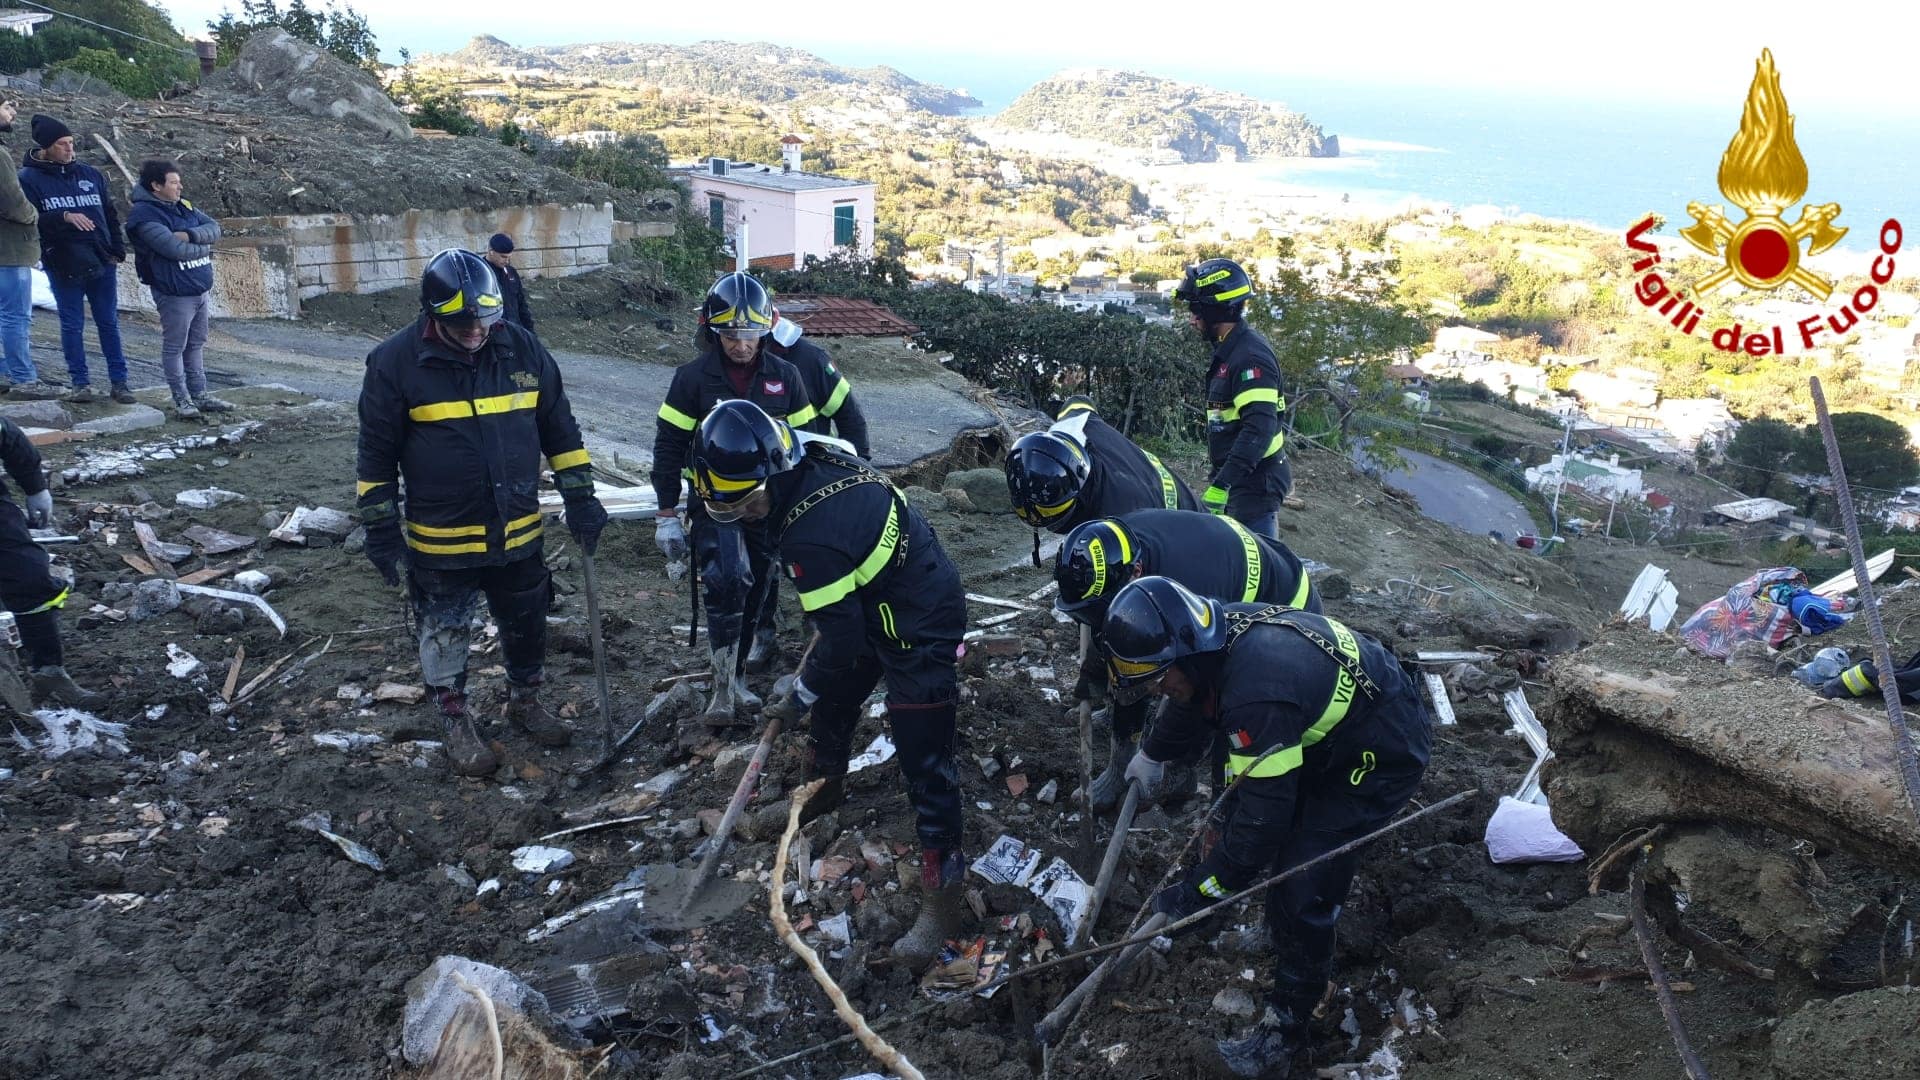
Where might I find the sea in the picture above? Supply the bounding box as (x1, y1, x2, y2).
(886, 59, 1920, 256)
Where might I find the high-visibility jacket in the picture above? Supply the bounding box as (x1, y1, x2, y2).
(1205, 322, 1288, 512)
(775, 337, 870, 458)
(650, 348, 814, 511)
(355, 317, 593, 570)
(1050, 399, 1197, 532)
(1143, 605, 1429, 894)
(769, 444, 958, 688)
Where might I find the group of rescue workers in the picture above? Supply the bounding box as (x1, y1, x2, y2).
(324, 248, 1430, 1077)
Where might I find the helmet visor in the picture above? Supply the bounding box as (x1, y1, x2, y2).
(1014, 496, 1074, 527)
(713, 325, 770, 340)
(702, 485, 770, 524)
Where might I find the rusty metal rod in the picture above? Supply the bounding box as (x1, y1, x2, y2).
(1809, 377, 1920, 828)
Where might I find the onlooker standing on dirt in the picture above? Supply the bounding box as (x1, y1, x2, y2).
(0, 416, 106, 710)
(356, 249, 607, 778)
(126, 159, 230, 419)
(0, 103, 56, 401)
(17, 114, 132, 405)
(481, 232, 534, 332)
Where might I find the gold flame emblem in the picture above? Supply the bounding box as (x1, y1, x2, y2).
(1680, 49, 1847, 299)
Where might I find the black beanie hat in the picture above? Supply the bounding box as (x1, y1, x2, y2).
(31, 114, 72, 150)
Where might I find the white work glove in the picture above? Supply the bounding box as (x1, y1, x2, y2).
(24, 489, 52, 529)
(1123, 750, 1166, 796)
(654, 512, 688, 562)
(764, 673, 819, 723)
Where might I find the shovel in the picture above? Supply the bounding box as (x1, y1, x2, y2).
(1075, 779, 1142, 945)
(581, 549, 615, 759)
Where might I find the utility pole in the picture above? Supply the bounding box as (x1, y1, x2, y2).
(996, 235, 1006, 291)
(1548, 411, 1575, 534)
(735, 222, 749, 273)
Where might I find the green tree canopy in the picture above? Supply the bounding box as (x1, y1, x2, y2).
(210, 0, 378, 70)
(1720, 416, 1796, 498)
(1791, 412, 1920, 493)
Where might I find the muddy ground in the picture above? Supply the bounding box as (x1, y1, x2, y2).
(0, 386, 1910, 1080)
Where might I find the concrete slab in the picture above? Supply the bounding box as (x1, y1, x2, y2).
(0, 400, 74, 429)
(74, 404, 168, 436)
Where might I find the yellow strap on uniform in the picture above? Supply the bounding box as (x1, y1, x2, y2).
(473, 391, 538, 415)
(1289, 569, 1313, 609)
(1220, 516, 1263, 602)
(504, 523, 544, 550)
(1266, 431, 1286, 459)
(1231, 386, 1279, 411)
(410, 400, 474, 422)
(658, 401, 698, 431)
(1841, 664, 1875, 695)
(23, 586, 69, 615)
(356, 479, 391, 496)
(1197, 875, 1229, 899)
(548, 448, 591, 472)
(796, 502, 901, 612)
(407, 521, 487, 538)
(821, 377, 851, 418)
(1224, 619, 1364, 781)
(1144, 451, 1178, 509)
(406, 535, 490, 555)
(787, 403, 819, 428)
(1207, 405, 1235, 423)
(506, 512, 542, 534)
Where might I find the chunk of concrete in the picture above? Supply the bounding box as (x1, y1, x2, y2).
(221, 28, 416, 141)
(128, 578, 182, 622)
(176, 488, 248, 511)
(74, 405, 167, 436)
(401, 955, 547, 1066)
(0, 400, 73, 429)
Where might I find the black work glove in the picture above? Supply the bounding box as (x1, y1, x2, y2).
(565, 494, 609, 556)
(1154, 861, 1239, 935)
(364, 519, 404, 587)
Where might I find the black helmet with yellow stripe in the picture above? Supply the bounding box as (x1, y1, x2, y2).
(1053, 518, 1143, 623)
(690, 399, 801, 523)
(1172, 257, 1252, 322)
(701, 271, 775, 341)
(1005, 429, 1090, 529)
(1101, 576, 1227, 691)
(420, 248, 504, 328)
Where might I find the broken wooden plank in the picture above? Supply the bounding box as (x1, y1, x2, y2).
(132, 522, 178, 578)
(92, 133, 137, 188)
(121, 553, 157, 576)
(221, 644, 246, 703)
(974, 609, 1025, 629)
(1423, 672, 1457, 726)
(177, 563, 239, 587)
(23, 428, 96, 447)
(966, 592, 1037, 612)
(1413, 650, 1497, 665)
(175, 583, 286, 637)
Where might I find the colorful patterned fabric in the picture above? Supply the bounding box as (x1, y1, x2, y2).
(1679, 567, 1810, 660)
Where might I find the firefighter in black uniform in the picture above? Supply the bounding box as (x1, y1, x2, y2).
(650, 273, 815, 723)
(1103, 576, 1430, 1078)
(689, 400, 969, 971)
(1005, 396, 1197, 535)
(357, 249, 607, 778)
(0, 418, 104, 709)
(768, 313, 869, 458)
(1053, 509, 1320, 811)
(1173, 258, 1290, 540)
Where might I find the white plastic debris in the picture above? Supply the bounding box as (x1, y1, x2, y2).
(144, 704, 169, 722)
(477, 878, 501, 898)
(1484, 796, 1585, 864)
(311, 731, 385, 752)
(175, 488, 246, 510)
(232, 570, 272, 595)
(165, 643, 204, 679)
(290, 811, 385, 870)
(847, 733, 896, 773)
(13, 708, 129, 759)
(818, 911, 853, 946)
(510, 845, 576, 874)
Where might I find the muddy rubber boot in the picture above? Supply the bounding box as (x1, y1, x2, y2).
(731, 667, 761, 712)
(892, 848, 968, 970)
(704, 644, 743, 725)
(436, 689, 497, 777)
(1216, 1005, 1306, 1079)
(506, 683, 571, 747)
(743, 626, 779, 674)
(30, 666, 107, 710)
(1087, 734, 1135, 814)
(109, 382, 136, 405)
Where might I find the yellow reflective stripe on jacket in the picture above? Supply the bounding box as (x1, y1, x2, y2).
(821, 377, 851, 418)
(548, 448, 591, 472)
(504, 523, 544, 550)
(408, 521, 488, 538)
(658, 401, 698, 431)
(1208, 404, 1236, 422)
(1224, 619, 1364, 780)
(22, 586, 69, 615)
(406, 535, 490, 556)
(1144, 451, 1178, 509)
(506, 511, 542, 534)
(787, 403, 819, 428)
(1841, 664, 1874, 695)
(356, 479, 391, 496)
(1198, 875, 1229, 899)
(1289, 570, 1313, 609)
(796, 502, 901, 612)
(408, 391, 538, 423)
(1232, 386, 1279, 411)
(1266, 431, 1285, 459)
(1221, 516, 1264, 602)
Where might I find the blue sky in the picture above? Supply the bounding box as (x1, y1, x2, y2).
(161, 1, 1919, 112)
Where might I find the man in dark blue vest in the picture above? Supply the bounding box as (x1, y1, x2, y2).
(126, 158, 228, 418)
(17, 114, 130, 405)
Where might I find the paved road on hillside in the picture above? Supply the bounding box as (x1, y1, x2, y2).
(39, 312, 999, 472)
(1351, 442, 1541, 540)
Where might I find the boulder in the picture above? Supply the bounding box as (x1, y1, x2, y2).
(128, 579, 182, 622)
(942, 468, 1012, 514)
(0, 401, 72, 429)
(901, 485, 949, 515)
(221, 28, 415, 141)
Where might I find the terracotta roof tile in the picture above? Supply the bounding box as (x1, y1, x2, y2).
(776, 295, 920, 337)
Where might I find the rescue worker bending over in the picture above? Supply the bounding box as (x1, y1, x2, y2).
(690, 400, 968, 971)
(1103, 576, 1430, 1078)
(1053, 509, 1320, 812)
(1005, 395, 1197, 537)
(651, 273, 815, 720)
(0, 417, 104, 709)
(1173, 258, 1290, 539)
(769, 313, 869, 458)
(357, 249, 607, 777)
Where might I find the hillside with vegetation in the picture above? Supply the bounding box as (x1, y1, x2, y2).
(420, 37, 980, 115)
(996, 68, 1337, 162)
